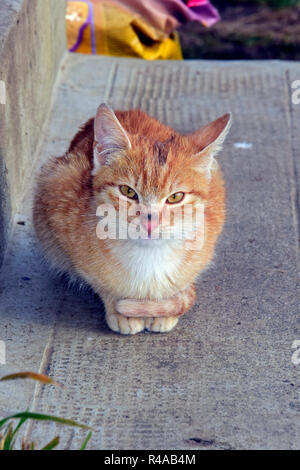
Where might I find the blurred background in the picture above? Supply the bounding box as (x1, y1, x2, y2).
(179, 0, 300, 60)
(66, 0, 300, 61)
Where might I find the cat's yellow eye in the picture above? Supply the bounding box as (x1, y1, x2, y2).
(166, 192, 185, 204)
(119, 185, 138, 200)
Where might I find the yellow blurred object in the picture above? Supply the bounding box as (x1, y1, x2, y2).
(66, 0, 183, 60)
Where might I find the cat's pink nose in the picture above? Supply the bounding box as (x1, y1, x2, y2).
(140, 213, 159, 235)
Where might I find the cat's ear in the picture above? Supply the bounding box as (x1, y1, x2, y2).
(93, 104, 131, 173)
(191, 113, 232, 180)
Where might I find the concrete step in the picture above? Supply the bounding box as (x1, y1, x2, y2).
(0, 0, 66, 264)
(0, 54, 299, 449)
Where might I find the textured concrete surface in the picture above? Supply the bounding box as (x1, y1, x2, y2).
(0, 55, 299, 450)
(0, 0, 66, 265)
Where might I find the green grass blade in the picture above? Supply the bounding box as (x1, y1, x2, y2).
(0, 411, 92, 430)
(80, 431, 92, 450)
(41, 436, 60, 450)
(2, 424, 14, 450)
(11, 416, 28, 435)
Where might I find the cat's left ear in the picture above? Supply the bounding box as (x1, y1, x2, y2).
(93, 103, 131, 174)
(191, 113, 232, 180)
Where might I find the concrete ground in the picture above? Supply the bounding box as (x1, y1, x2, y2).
(0, 55, 299, 450)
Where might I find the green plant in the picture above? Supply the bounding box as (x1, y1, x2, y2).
(0, 372, 92, 450)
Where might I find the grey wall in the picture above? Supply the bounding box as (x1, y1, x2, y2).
(0, 0, 67, 265)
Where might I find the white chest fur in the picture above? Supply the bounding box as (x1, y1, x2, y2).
(111, 239, 184, 298)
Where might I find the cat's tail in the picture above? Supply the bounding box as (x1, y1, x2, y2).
(116, 285, 196, 318)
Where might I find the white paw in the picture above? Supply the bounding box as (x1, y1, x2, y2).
(105, 311, 179, 335)
(145, 316, 179, 333)
(106, 311, 145, 335)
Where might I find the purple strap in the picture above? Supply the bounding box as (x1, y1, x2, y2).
(69, 0, 96, 54)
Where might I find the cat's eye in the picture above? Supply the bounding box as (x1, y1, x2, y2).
(166, 192, 185, 204)
(119, 185, 138, 200)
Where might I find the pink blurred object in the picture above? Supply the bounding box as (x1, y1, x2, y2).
(186, 0, 220, 27)
(114, 1, 220, 38)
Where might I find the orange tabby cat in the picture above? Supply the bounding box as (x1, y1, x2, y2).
(33, 104, 231, 334)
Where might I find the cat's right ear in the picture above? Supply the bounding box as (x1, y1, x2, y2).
(93, 104, 131, 174)
(191, 113, 232, 180)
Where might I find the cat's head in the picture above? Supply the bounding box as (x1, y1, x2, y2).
(92, 104, 231, 243)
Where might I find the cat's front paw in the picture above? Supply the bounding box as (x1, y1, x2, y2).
(106, 311, 145, 335)
(105, 310, 179, 335)
(144, 317, 179, 333)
